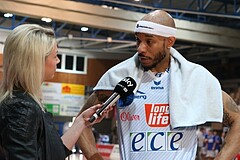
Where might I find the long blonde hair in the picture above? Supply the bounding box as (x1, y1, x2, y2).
(0, 24, 56, 108)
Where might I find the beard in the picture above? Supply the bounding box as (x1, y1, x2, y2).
(138, 40, 168, 71)
(139, 50, 167, 71)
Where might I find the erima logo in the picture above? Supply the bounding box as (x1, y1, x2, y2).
(134, 90, 147, 100)
(154, 81, 161, 85)
(151, 81, 164, 90)
(136, 24, 154, 30)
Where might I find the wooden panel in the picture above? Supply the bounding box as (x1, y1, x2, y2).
(211, 122, 223, 130)
(0, 54, 2, 66)
(48, 58, 121, 86)
(0, 55, 121, 86)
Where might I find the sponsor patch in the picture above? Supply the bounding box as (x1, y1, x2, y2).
(145, 104, 170, 127)
(130, 131, 183, 152)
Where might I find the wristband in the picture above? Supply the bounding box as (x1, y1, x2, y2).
(88, 153, 104, 160)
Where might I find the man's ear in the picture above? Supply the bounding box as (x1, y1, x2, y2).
(167, 36, 176, 48)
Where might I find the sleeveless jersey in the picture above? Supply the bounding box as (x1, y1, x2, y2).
(116, 70, 197, 160)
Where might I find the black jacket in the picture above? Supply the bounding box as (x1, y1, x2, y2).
(0, 91, 71, 160)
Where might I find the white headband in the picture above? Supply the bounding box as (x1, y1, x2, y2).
(135, 20, 177, 37)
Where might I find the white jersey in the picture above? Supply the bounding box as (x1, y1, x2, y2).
(116, 70, 197, 160)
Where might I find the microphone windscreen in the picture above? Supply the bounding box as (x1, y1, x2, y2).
(117, 93, 134, 108)
(114, 77, 136, 98)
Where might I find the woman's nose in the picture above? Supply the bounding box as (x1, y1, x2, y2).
(57, 57, 60, 64)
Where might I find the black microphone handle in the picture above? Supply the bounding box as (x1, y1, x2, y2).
(88, 92, 120, 123)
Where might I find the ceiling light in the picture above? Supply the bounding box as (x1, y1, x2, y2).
(101, 4, 115, 9)
(107, 37, 112, 43)
(4, 13, 13, 18)
(101, 5, 108, 8)
(41, 17, 52, 23)
(81, 27, 88, 32)
(68, 34, 73, 39)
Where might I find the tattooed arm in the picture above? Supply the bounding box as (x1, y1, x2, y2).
(215, 91, 240, 160)
(77, 90, 113, 160)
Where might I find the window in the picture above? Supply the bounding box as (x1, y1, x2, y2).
(76, 57, 84, 71)
(65, 55, 73, 70)
(57, 54, 87, 74)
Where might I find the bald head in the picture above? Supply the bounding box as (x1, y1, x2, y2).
(142, 10, 176, 28)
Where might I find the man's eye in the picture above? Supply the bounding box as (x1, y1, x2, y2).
(147, 40, 152, 44)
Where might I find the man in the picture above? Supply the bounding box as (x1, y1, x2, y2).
(197, 127, 207, 160)
(213, 130, 221, 157)
(77, 10, 240, 160)
(206, 129, 216, 160)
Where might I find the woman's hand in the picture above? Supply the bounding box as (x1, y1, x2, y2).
(78, 104, 113, 127)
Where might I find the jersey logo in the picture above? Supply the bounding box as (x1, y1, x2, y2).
(151, 81, 164, 90)
(154, 80, 161, 85)
(134, 90, 147, 100)
(130, 131, 183, 152)
(145, 104, 170, 127)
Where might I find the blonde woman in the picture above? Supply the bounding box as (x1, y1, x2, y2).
(0, 24, 108, 159)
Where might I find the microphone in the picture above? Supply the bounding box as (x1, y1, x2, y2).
(88, 77, 136, 123)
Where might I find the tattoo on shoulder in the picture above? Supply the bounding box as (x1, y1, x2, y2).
(223, 108, 233, 126)
(223, 96, 239, 126)
(81, 91, 110, 112)
(95, 92, 109, 103)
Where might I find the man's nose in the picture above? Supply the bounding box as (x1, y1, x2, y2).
(137, 42, 147, 53)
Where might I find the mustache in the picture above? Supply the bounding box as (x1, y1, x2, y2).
(138, 55, 151, 61)
(138, 53, 148, 58)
